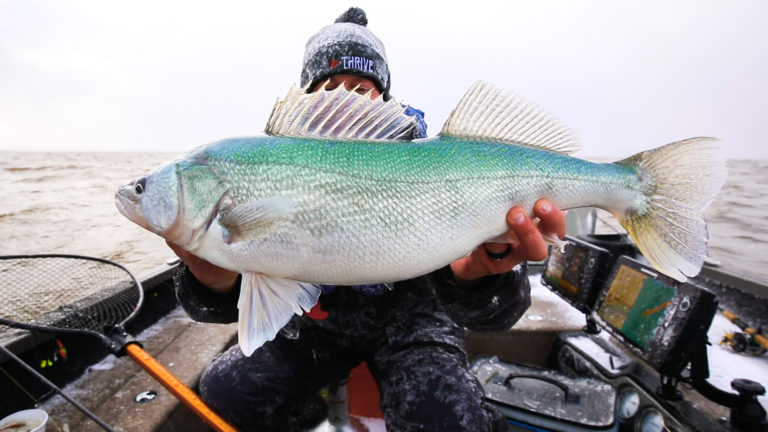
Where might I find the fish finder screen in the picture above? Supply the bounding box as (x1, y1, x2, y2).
(542, 236, 612, 313)
(542, 245, 585, 303)
(597, 264, 677, 350)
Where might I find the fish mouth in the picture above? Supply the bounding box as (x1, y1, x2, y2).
(115, 184, 151, 231)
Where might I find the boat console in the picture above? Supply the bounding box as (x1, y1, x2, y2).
(472, 235, 768, 432)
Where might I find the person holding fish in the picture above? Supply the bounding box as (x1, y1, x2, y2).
(163, 8, 566, 431)
(113, 3, 725, 429)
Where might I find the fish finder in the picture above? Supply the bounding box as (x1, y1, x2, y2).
(594, 256, 718, 375)
(541, 235, 615, 314)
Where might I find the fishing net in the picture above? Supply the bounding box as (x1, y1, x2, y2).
(0, 255, 237, 432)
(0, 255, 142, 344)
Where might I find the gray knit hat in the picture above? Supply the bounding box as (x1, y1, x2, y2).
(300, 7, 391, 99)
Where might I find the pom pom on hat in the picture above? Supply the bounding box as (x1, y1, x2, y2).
(301, 7, 391, 98)
(334, 7, 368, 26)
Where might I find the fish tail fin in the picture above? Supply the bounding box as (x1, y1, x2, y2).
(615, 137, 727, 282)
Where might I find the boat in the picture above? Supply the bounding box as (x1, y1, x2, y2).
(1, 217, 767, 432)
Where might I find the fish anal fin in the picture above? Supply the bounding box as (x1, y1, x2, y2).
(542, 233, 568, 252)
(237, 272, 321, 356)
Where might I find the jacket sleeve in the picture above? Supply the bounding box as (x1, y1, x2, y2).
(432, 264, 531, 332)
(173, 264, 241, 323)
(403, 105, 428, 140)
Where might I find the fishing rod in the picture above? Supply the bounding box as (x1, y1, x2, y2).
(719, 306, 768, 354)
(0, 343, 115, 432)
(0, 254, 237, 432)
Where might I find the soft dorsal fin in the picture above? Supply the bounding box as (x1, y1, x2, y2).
(265, 83, 418, 141)
(440, 81, 582, 154)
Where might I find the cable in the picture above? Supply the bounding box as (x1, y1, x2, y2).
(0, 344, 114, 432)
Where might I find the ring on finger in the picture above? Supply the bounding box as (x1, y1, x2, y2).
(486, 244, 512, 261)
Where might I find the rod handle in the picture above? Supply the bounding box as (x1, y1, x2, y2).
(125, 343, 238, 432)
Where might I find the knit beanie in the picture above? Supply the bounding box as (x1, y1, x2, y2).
(300, 7, 391, 99)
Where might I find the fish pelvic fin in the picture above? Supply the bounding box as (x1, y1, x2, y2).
(616, 137, 727, 282)
(237, 273, 321, 356)
(440, 81, 582, 154)
(265, 83, 418, 141)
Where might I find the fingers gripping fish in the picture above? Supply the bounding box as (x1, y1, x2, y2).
(116, 81, 726, 356)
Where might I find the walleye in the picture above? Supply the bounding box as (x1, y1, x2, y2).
(115, 81, 726, 355)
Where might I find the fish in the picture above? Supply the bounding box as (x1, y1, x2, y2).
(115, 81, 727, 355)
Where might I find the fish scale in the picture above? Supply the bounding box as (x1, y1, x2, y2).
(179, 136, 639, 285)
(116, 81, 726, 355)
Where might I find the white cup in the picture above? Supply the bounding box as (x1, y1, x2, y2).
(0, 409, 49, 432)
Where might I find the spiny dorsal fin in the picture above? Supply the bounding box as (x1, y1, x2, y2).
(265, 83, 418, 141)
(440, 81, 582, 154)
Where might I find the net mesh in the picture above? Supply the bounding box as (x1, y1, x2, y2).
(0, 255, 141, 343)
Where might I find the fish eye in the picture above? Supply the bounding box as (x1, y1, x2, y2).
(135, 178, 147, 195)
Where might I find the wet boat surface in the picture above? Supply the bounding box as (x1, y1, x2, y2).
(2, 248, 767, 431)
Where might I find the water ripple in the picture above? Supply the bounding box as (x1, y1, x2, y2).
(1, 152, 766, 285)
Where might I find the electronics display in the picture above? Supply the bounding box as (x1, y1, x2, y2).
(541, 235, 613, 314)
(598, 265, 676, 351)
(594, 256, 718, 374)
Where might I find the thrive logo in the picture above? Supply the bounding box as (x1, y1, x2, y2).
(330, 56, 374, 72)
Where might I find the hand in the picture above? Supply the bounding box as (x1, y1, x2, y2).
(450, 198, 566, 283)
(166, 241, 239, 293)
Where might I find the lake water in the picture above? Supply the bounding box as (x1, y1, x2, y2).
(1, 152, 767, 284)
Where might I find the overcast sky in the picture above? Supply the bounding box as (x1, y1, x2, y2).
(1, 1, 767, 159)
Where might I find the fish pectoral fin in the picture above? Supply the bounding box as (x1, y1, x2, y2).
(220, 197, 296, 243)
(237, 272, 321, 356)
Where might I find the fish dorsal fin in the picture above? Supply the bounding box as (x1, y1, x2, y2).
(237, 272, 321, 356)
(440, 81, 582, 154)
(265, 83, 418, 141)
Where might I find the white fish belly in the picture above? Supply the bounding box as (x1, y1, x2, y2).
(220, 177, 618, 284)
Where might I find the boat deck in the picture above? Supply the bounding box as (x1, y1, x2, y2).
(39, 308, 237, 432)
(33, 276, 587, 432)
(14, 268, 768, 431)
